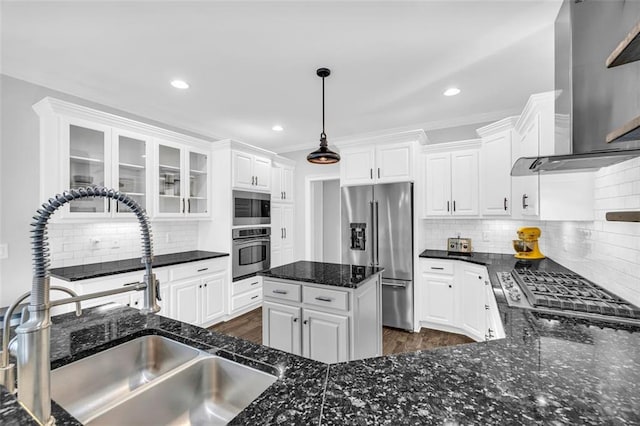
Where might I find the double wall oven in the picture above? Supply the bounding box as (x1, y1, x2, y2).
(232, 227, 271, 281)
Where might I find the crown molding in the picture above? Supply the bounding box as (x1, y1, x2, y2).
(422, 138, 482, 153)
(476, 116, 520, 138)
(515, 90, 556, 132)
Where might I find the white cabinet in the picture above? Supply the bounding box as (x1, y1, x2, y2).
(514, 116, 541, 217)
(418, 259, 503, 342)
(171, 278, 201, 324)
(230, 275, 262, 316)
(477, 118, 518, 216)
(262, 275, 382, 363)
(423, 144, 480, 217)
(302, 308, 349, 364)
(271, 204, 294, 268)
(155, 141, 210, 218)
(272, 161, 294, 202)
(232, 150, 272, 192)
(34, 97, 213, 221)
(340, 141, 415, 186)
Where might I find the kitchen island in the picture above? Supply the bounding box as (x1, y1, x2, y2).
(1, 252, 639, 424)
(259, 261, 384, 364)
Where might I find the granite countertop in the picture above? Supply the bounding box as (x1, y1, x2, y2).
(3, 251, 640, 424)
(259, 261, 384, 289)
(49, 250, 229, 281)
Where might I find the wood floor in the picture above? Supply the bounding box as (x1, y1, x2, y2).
(209, 307, 473, 356)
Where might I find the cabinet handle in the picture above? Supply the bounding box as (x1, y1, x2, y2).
(522, 194, 529, 209)
(284, 191, 286, 200)
(284, 228, 286, 239)
(204, 283, 208, 288)
(252, 176, 255, 186)
(504, 197, 508, 211)
(485, 280, 490, 286)
(256, 176, 258, 186)
(448, 285, 452, 288)
(116, 202, 119, 213)
(315, 296, 333, 302)
(485, 304, 490, 310)
(251, 295, 259, 300)
(250, 281, 259, 286)
(453, 200, 456, 212)
(199, 284, 202, 288)
(430, 267, 444, 270)
(182, 198, 185, 213)
(281, 191, 284, 199)
(447, 201, 450, 212)
(273, 289, 288, 294)
(377, 168, 380, 179)
(197, 268, 209, 272)
(293, 318, 298, 322)
(107, 199, 111, 213)
(281, 228, 284, 239)
(303, 319, 308, 325)
(187, 199, 191, 213)
(370, 168, 373, 179)
(478, 275, 482, 279)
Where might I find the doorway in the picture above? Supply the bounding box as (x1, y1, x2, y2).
(306, 177, 341, 263)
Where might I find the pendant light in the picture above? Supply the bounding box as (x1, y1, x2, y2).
(307, 67, 341, 164)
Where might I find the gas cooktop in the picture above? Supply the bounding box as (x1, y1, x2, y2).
(496, 269, 640, 324)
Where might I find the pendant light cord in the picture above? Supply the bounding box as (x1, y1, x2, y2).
(321, 76, 326, 140)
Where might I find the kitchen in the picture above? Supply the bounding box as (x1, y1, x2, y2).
(1, 0, 640, 424)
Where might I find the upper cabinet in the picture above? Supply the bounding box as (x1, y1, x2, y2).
(34, 97, 212, 221)
(476, 117, 518, 216)
(155, 141, 210, 218)
(423, 141, 480, 218)
(232, 150, 271, 192)
(272, 158, 295, 203)
(337, 130, 426, 186)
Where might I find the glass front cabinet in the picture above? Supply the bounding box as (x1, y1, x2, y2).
(155, 140, 209, 218)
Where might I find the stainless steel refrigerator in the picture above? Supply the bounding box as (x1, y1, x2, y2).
(341, 182, 413, 331)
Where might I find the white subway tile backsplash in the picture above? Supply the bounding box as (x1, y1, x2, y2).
(49, 221, 200, 268)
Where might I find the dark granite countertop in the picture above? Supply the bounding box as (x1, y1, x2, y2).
(3, 251, 640, 424)
(49, 250, 229, 281)
(259, 261, 384, 289)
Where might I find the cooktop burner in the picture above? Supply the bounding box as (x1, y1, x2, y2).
(496, 269, 640, 324)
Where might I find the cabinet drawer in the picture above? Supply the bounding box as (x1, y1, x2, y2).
(421, 259, 454, 275)
(233, 276, 262, 296)
(303, 286, 348, 311)
(231, 288, 262, 311)
(170, 259, 223, 282)
(263, 280, 301, 302)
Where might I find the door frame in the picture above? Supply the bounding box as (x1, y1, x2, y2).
(304, 174, 340, 261)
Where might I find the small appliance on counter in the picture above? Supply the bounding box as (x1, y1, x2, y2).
(512, 227, 545, 259)
(447, 237, 472, 254)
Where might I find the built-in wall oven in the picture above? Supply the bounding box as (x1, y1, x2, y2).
(233, 190, 270, 226)
(232, 227, 271, 281)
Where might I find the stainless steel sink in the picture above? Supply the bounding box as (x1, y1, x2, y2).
(51, 335, 277, 425)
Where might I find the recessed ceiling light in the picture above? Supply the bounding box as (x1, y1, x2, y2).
(444, 87, 461, 97)
(272, 125, 284, 132)
(170, 80, 189, 89)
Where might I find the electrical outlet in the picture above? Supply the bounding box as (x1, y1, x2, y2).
(111, 239, 120, 249)
(0, 244, 8, 259)
(482, 231, 491, 242)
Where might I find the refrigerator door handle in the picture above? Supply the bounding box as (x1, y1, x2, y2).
(375, 201, 380, 266)
(369, 200, 375, 266)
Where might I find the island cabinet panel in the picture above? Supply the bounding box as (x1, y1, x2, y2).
(262, 273, 382, 363)
(302, 309, 349, 364)
(263, 301, 301, 356)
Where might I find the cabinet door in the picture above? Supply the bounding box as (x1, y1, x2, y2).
(113, 129, 150, 216)
(423, 153, 452, 216)
(459, 265, 487, 341)
(375, 142, 413, 183)
(232, 151, 254, 189)
(281, 166, 294, 202)
(271, 204, 283, 253)
(271, 165, 283, 201)
(302, 308, 349, 364)
(201, 272, 226, 325)
(170, 279, 201, 325)
(450, 150, 479, 216)
(516, 115, 540, 217)
(158, 283, 171, 318)
(282, 205, 294, 250)
(420, 273, 455, 326)
(253, 155, 272, 191)
(340, 146, 375, 186)
(157, 142, 184, 216)
(263, 301, 301, 355)
(64, 118, 111, 217)
(481, 132, 511, 216)
(186, 149, 209, 216)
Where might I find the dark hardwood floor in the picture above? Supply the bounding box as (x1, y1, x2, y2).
(209, 307, 473, 355)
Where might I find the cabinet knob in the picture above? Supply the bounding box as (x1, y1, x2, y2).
(303, 319, 308, 325)
(199, 285, 202, 288)
(448, 285, 452, 288)
(293, 318, 298, 322)
(204, 283, 207, 287)
(478, 275, 482, 279)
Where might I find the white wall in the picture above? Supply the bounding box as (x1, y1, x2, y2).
(322, 179, 341, 263)
(0, 75, 216, 306)
(422, 157, 640, 307)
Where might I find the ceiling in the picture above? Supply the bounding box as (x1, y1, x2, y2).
(1, 0, 562, 153)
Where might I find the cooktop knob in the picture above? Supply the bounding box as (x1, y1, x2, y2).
(509, 289, 521, 302)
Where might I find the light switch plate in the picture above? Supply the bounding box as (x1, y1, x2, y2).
(0, 244, 8, 259)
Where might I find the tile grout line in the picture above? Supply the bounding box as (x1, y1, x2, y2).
(317, 364, 331, 426)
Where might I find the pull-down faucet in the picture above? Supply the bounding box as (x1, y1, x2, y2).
(4, 187, 160, 425)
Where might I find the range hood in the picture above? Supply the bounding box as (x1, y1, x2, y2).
(511, 0, 640, 176)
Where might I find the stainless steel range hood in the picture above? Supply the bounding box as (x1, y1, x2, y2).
(511, 0, 640, 176)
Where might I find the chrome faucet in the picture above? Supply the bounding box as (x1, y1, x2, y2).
(5, 187, 160, 425)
